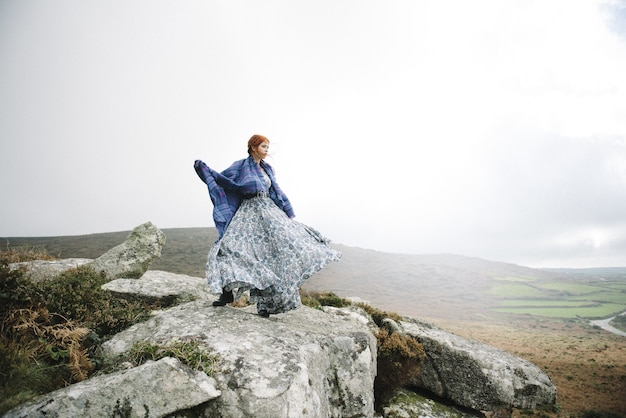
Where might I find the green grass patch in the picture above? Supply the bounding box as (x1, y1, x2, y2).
(493, 300, 592, 308)
(570, 291, 626, 304)
(124, 339, 219, 376)
(489, 283, 545, 298)
(493, 276, 540, 282)
(537, 282, 605, 294)
(492, 303, 626, 318)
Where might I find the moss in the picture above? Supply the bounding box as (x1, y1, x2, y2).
(123, 338, 219, 376)
(300, 290, 350, 308)
(382, 388, 474, 418)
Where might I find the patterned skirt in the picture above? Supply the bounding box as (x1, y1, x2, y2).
(205, 194, 341, 314)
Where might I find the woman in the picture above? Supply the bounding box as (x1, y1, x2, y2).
(194, 134, 341, 317)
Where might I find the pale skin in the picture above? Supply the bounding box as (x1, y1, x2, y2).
(251, 141, 269, 163)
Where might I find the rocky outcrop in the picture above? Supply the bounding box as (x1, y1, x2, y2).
(98, 271, 556, 416)
(400, 318, 557, 412)
(5, 224, 558, 417)
(10, 222, 165, 282)
(90, 222, 165, 279)
(5, 357, 220, 418)
(102, 301, 377, 418)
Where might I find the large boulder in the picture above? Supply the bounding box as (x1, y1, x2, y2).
(4, 265, 558, 417)
(400, 318, 556, 412)
(4, 357, 220, 418)
(102, 270, 212, 304)
(9, 222, 165, 282)
(90, 222, 165, 279)
(9, 258, 91, 282)
(102, 301, 377, 418)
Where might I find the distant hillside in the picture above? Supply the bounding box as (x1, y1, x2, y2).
(7, 227, 626, 321)
(306, 244, 564, 320)
(3, 227, 567, 320)
(3, 227, 216, 278)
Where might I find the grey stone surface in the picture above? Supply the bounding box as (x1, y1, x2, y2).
(102, 301, 377, 418)
(90, 221, 165, 279)
(4, 357, 220, 418)
(6, 255, 558, 417)
(9, 222, 165, 282)
(381, 388, 482, 418)
(10, 258, 91, 282)
(400, 318, 556, 411)
(102, 270, 212, 304)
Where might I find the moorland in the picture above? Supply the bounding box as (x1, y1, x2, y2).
(3, 227, 626, 417)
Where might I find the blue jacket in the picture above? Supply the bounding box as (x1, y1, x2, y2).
(194, 156, 295, 238)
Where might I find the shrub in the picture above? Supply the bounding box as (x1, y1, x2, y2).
(300, 290, 322, 308)
(355, 303, 403, 327)
(0, 246, 54, 263)
(35, 265, 157, 338)
(0, 260, 91, 410)
(0, 250, 160, 415)
(610, 314, 626, 332)
(374, 327, 425, 404)
(317, 292, 350, 308)
(299, 290, 351, 308)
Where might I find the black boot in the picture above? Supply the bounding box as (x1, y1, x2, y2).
(213, 289, 234, 306)
(258, 310, 270, 318)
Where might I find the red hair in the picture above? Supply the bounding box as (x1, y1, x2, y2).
(247, 134, 270, 155)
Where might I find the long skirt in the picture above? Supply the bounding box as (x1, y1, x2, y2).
(205, 194, 341, 314)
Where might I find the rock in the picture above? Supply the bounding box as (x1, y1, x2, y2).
(381, 388, 482, 418)
(321, 305, 373, 327)
(4, 260, 559, 417)
(344, 296, 371, 306)
(9, 258, 92, 282)
(9, 222, 165, 282)
(102, 301, 377, 418)
(90, 222, 166, 279)
(102, 270, 212, 304)
(4, 357, 220, 418)
(400, 318, 557, 412)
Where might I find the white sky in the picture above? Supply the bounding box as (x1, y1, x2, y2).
(1, 0, 626, 268)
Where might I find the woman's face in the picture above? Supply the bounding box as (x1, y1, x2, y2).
(254, 141, 270, 160)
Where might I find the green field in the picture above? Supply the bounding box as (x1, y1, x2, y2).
(536, 282, 604, 294)
(494, 300, 595, 307)
(488, 278, 626, 319)
(492, 303, 626, 318)
(570, 291, 626, 304)
(488, 283, 545, 298)
(493, 276, 541, 283)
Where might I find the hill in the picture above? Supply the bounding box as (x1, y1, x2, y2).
(6, 227, 625, 322)
(4, 227, 626, 416)
(2, 227, 559, 320)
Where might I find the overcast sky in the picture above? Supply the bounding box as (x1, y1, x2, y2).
(1, 0, 626, 268)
